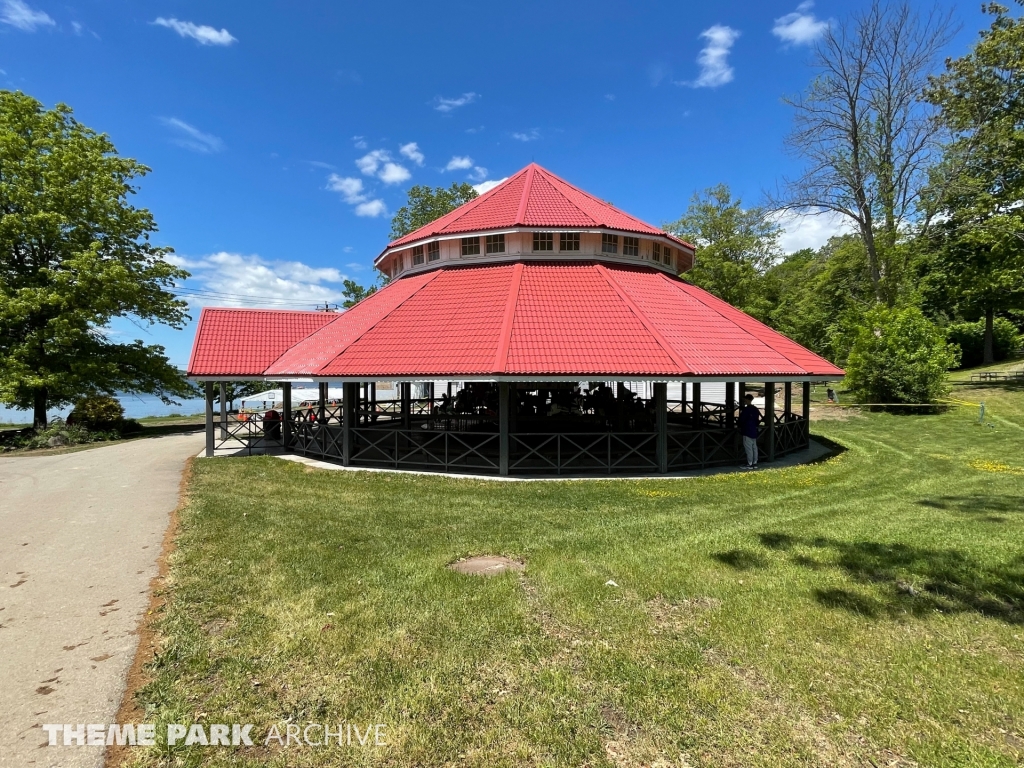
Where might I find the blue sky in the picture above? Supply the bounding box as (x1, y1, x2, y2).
(1, 0, 988, 368)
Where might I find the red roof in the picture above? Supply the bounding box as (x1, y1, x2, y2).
(183, 262, 844, 379)
(384, 164, 695, 252)
(187, 308, 337, 376)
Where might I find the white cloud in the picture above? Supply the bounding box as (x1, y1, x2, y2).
(170, 252, 345, 309)
(327, 174, 386, 217)
(688, 25, 740, 88)
(773, 209, 854, 253)
(355, 199, 387, 217)
(469, 166, 488, 182)
(1, 0, 54, 31)
(399, 141, 425, 166)
(378, 162, 411, 184)
(153, 17, 236, 46)
(306, 160, 336, 170)
(160, 117, 223, 153)
(355, 149, 390, 176)
(511, 129, 540, 142)
(70, 20, 81, 34)
(604, 94, 616, 101)
(434, 92, 478, 112)
(327, 174, 366, 203)
(446, 155, 473, 171)
(352, 135, 368, 150)
(773, 2, 829, 45)
(472, 177, 508, 195)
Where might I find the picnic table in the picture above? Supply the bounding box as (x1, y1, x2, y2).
(970, 370, 1024, 382)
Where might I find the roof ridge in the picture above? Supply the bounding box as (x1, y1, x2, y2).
(387, 166, 530, 247)
(492, 262, 524, 373)
(594, 263, 691, 374)
(539, 166, 650, 230)
(530, 166, 599, 226)
(515, 165, 535, 225)
(656, 272, 812, 374)
(186, 306, 210, 375)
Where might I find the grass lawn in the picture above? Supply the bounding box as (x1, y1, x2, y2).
(126, 383, 1024, 768)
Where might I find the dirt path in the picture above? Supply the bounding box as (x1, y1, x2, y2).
(0, 433, 203, 767)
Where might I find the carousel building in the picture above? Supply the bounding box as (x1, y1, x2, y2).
(188, 163, 843, 476)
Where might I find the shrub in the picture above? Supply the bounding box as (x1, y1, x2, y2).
(845, 306, 960, 403)
(67, 395, 125, 431)
(946, 318, 1022, 368)
(16, 418, 117, 449)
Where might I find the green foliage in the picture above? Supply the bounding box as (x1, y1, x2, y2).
(664, 184, 781, 319)
(0, 91, 192, 427)
(921, 3, 1024, 358)
(7, 417, 118, 450)
(761, 235, 875, 364)
(946, 317, 1022, 368)
(845, 306, 960, 403)
(67, 394, 124, 429)
(341, 278, 376, 308)
(389, 182, 478, 240)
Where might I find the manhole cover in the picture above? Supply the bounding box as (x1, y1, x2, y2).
(448, 556, 524, 577)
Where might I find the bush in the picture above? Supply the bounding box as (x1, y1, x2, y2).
(67, 395, 125, 431)
(946, 318, 1022, 368)
(845, 306, 960, 403)
(14, 418, 118, 450)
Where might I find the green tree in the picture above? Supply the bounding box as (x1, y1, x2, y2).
(389, 182, 478, 240)
(664, 184, 780, 320)
(844, 305, 959, 403)
(341, 278, 376, 308)
(0, 91, 191, 427)
(922, 1, 1024, 363)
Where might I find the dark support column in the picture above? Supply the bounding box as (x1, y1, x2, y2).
(317, 382, 327, 423)
(725, 382, 735, 428)
(692, 382, 702, 427)
(681, 383, 689, 421)
(765, 382, 776, 462)
(509, 385, 517, 432)
(401, 382, 411, 429)
(499, 382, 510, 476)
(738, 381, 746, 404)
(784, 382, 793, 422)
(655, 382, 668, 474)
(370, 382, 376, 424)
(802, 381, 812, 448)
(204, 381, 215, 457)
(342, 382, 356, 466)
(219, 382, 227, 440)
(282, 382, 292, 448)
(616, 382, 627, 429)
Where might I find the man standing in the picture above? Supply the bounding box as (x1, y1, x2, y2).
(737, 393, 761, 468)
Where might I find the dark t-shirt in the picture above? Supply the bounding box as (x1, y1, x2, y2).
(738, 404, 761, 438)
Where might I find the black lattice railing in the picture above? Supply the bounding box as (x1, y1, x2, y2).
(213, 414, 283, 455)
(509, 432, 658, 474)
(349, 427, 499, 472)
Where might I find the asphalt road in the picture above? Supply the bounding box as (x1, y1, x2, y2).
(0, 432, 203, 767)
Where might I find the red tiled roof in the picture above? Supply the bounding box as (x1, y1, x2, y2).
(187, 308, 338, 376)
(184, 262, 843, 379)
(384, 164, 694, 251)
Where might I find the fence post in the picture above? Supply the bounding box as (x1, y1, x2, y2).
(219, 382, 228, 441)
(655, 382, 668, 473)
(765, 382, 776, 463)
(499, 382, 510, 476)
(342, 382, 356, 466)
(401, 382, 411, 429)
(204, 381, 215, 457)
(282, 382, 292, 449)
(802, 381, 811, 447)
(725, 381, 735, 429)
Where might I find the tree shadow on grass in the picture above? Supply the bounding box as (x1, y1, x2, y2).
(758, 532, 1024, 624)
(917, 495, 1022, 523)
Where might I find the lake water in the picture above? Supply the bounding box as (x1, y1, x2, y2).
(0, 391, 209, 425)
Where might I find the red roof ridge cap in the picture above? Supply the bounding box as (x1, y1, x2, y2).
(594, 263, 691, 374)
(514, 165, 536, 226)
(284, 269, 446, 374)
(492, 262, 524, 373)
(386, 166, 532, 248)
(659, 272, 815, 374)
(186, 306, 211, 375)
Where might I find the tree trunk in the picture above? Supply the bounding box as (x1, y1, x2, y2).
(983, 307, 995, 365)
(33, 387, 48, 429)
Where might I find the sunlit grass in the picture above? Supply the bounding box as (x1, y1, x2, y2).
(127, 384, 1024, 768)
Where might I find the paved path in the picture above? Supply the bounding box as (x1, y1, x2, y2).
(0, 433, 203, 767)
